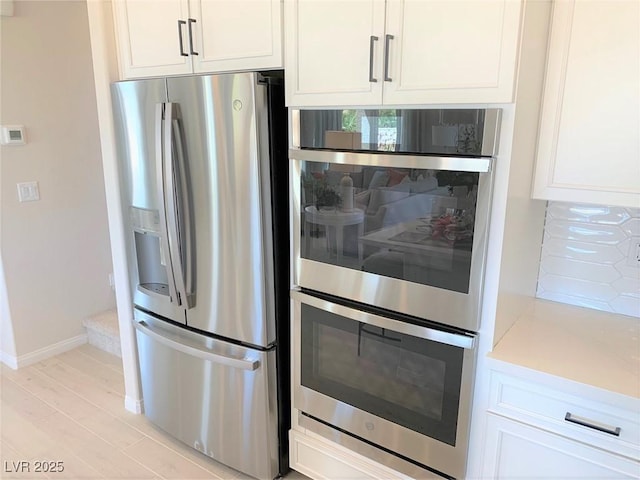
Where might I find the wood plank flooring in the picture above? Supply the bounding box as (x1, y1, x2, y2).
(0, 344, 306, 480)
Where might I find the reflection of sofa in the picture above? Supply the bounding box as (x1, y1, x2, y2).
(349, 168, 456, 233)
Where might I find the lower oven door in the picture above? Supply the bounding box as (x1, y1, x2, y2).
(291, 290, 476, 479)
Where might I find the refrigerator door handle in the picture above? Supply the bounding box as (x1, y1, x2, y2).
(162, 102, 192, 308)
(134, 320, 261, 371)
(155, 103, 180, 305)
(169, 107, 195, 307)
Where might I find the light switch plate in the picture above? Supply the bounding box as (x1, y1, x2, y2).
(17, 181, 40, 202)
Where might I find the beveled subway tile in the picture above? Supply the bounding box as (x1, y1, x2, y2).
(626, 207, 640, 218)
(541, 238, 624, 264)
(612, 277, 640, 299)
(538, 274, 619, 302)
(540, 256, 621, 283)
(621, 218, 640, 237)
(536, 290, 613, 313)
(544, 220, 627, 244)
(547, 202, 631, 224)
(611, 295, 640, 318)
(615, 256, 640, 279)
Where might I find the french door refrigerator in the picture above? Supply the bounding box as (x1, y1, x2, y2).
(111, 72, 289, 480)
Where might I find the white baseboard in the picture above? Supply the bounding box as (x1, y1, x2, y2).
(1, 350, 18, 369)
(125, 395, 143, 414)
(2, 334, 88, 369)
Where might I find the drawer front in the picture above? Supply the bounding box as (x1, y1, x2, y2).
(488, 371, 640, 459)
(483, 414, 640, 479)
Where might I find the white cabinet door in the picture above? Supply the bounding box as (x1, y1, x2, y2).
(191, 0, 282, 74)
(383, 0, 522, 105)
(483, 414, 640, 479)
(533, 0, 640, 208)
(284, 0, 522, 107)
(113, 0, 193, 79)
(284, 0, 386, 107)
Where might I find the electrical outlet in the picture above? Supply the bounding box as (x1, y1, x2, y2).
(628, 237, 640, 267)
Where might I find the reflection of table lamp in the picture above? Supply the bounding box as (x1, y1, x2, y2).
(331, 164, 361, 211)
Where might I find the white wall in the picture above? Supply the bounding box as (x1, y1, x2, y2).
(0, 0, 115, 363)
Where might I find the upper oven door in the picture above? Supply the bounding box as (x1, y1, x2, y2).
(290, 148, 494, 332)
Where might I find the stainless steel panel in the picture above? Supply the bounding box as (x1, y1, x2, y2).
(166, 73, 275, 346)
(291, 296, 476, 479)
(135, 309, 279, 480)
(289, 148, 492, 173)
(297, 413, 447, 480)
(112, 79, 185, 323)
(291, 290, 475, 349)
(290, 155, 493, 332)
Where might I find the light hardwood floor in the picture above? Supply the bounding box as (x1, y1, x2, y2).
(0, 344, 306, 480)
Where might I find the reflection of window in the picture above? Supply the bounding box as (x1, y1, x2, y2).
(342, 110, 399, 151)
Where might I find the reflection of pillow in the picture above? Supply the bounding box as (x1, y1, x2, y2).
(366, 188, 410, 214)
(409, 176, 438, 193)
(368, 170, 389, 189)
(355, 190, 371, 209)
(388, 169, 409, 186)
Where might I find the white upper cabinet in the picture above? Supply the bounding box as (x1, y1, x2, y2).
(383, 0, 522, 105)
(284, 0, 386, 106)
(190, 0, 282, 74)
(284, 0, 523, 107)
(532, 0, 640, 208)
(113, 0, 283, 79)
(113, 0, 193, 78)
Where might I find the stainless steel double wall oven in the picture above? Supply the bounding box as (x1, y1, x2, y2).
(290, 109, 500, 479)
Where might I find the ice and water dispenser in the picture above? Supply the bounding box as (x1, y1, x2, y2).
(130, 206, 170, 297)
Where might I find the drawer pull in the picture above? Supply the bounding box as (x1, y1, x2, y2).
(564, 412, 621, 437)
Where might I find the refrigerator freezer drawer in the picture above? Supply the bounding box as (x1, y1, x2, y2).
(134, 310, 279, 480)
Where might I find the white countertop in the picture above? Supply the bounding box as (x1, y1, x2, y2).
(489, 299, 640, 399)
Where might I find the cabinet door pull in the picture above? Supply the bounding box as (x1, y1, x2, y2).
(188, 18, 198, 55)
(564, 412, 621, 437)
(177, 20, 188, 57)
(384, 34, 394, 82)
(369, 36, 379, 83)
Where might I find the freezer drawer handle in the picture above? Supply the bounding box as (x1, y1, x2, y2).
(135, 320, 260, 371)
(564, 412, 621, 437)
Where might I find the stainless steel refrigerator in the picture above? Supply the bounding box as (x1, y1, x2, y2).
(111, 72, 289, 480)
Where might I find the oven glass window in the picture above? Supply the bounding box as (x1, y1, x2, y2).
(299, 109, 487, 156)
(301, 304, 464, 446)
(299, 161, 479, 293)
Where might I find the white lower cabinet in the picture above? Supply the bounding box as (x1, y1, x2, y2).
(482, 369, 640, 479)
(483, 414, 640, 479)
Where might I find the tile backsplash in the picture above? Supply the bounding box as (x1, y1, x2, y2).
(537, 202, 640, 318)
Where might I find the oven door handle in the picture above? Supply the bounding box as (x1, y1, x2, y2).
(292, 290, 475, 350)
(289, 147, 492, 173)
